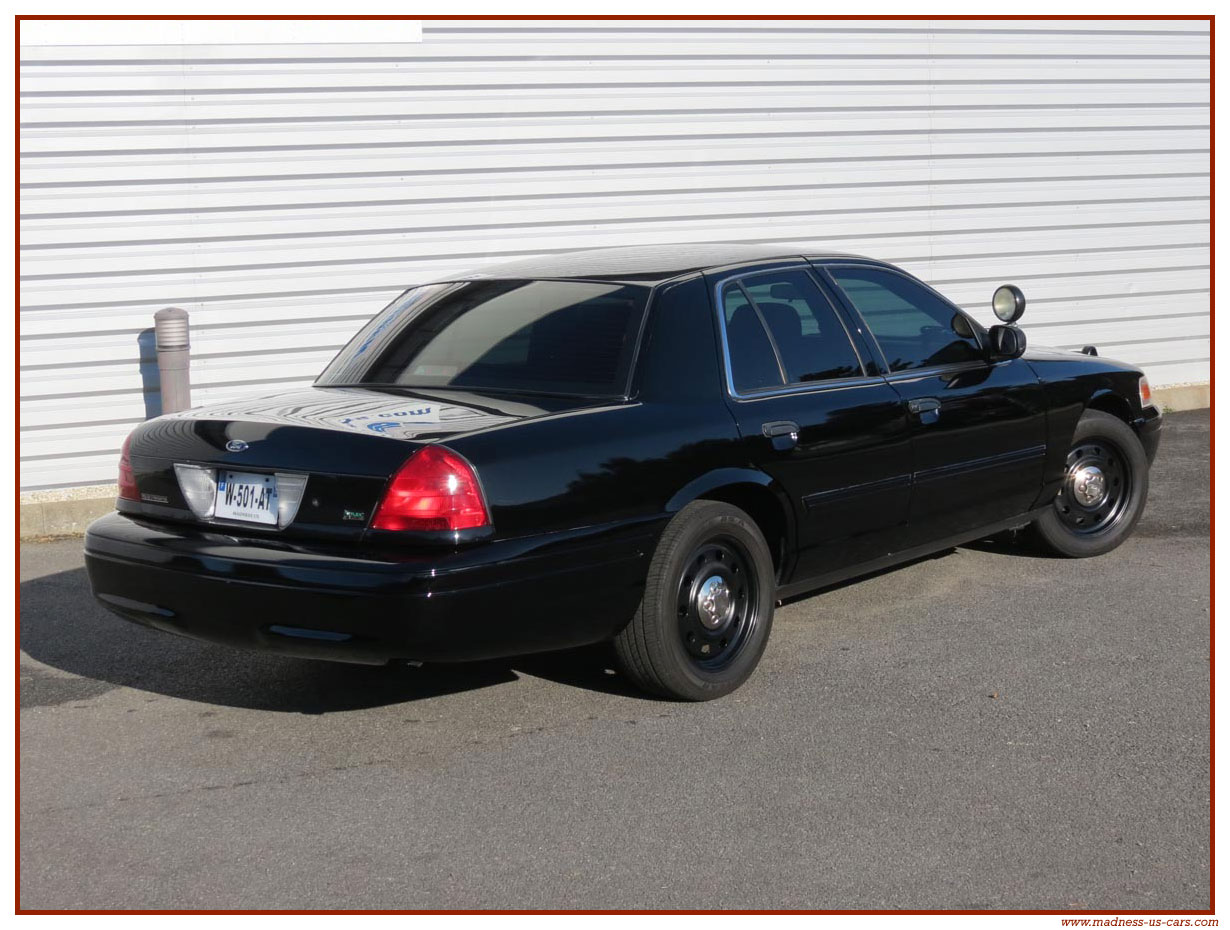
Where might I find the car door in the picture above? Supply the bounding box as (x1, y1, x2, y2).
(817, 261, 1048, 547)
(706, 263, 913, 584)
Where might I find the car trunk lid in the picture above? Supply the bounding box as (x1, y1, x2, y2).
(122, 386, 567, 540)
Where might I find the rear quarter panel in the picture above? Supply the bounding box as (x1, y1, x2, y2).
(446, 276, 744, 540)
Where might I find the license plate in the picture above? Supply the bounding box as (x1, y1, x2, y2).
(215, 470, 278, 525)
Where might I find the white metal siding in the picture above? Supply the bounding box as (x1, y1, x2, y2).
(19, 19, 1210, 491)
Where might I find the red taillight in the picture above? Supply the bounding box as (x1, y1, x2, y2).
(372, 446, 490, 532)
(118, 433, 139, 501)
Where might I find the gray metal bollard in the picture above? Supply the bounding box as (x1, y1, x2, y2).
(153, 306, 191, 414)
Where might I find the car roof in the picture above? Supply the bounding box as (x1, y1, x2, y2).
(430, 242, 871, 286)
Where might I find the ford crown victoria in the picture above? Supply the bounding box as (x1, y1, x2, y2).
(85, 244, 1163, 700)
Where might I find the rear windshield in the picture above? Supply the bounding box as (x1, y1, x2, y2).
(317, 279, 651, 397)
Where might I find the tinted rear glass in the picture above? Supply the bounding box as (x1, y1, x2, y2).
(721, 283, 784, 393)
(317, 280, 650, 396)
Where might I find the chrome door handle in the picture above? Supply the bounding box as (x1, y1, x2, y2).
(907, 397, 941, 424)
(762, 420, 800, 451)
(762, 420, 800, 437)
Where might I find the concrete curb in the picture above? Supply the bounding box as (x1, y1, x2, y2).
(21, 495, 117, 539)
(1154, 383, 1209, 413)
(18, 384, 1211, 541)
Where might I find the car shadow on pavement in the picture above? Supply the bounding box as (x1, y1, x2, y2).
(958, 530, 1063, 559)
(775, 532, 1056, 610)
(779, 546, 965, 608)
(20, 566, 645, 714)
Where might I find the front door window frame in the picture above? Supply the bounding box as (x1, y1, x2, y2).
(813, 260, 990, 379)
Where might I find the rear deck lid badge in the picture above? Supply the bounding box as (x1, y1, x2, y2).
(225, 440, 249, 452)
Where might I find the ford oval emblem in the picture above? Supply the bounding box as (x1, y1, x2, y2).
(225, 439, 249, 453)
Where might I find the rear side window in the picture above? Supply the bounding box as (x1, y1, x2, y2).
(721, 283, 784, 393)
(719, 269, 864, 394)
(739, 270, 863, 383)
(317, 279, 650, 397)
(828, 266, 982, 372)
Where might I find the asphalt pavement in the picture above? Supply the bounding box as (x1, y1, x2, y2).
(18, 410, 1210, 911)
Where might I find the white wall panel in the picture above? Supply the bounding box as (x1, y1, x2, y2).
(19, 19, 1210, 490)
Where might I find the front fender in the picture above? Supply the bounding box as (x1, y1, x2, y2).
(1023, 350, 1149, 506)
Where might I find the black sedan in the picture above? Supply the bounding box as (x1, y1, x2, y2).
(85, 244, 1163, 700)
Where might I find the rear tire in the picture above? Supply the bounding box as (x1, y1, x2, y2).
(1029, 409, 1149, 558)
(614, 500, 776, 701)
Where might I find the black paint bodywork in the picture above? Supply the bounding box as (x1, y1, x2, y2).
(85, 244, 1163, 664)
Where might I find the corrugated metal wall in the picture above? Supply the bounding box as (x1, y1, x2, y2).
(19, 18, 1210, 492)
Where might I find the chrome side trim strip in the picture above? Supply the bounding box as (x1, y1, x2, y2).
(913, 443, 1048, 483)
(798, 444, 1046, 510)
(802, 473, 913, 509)
(882, 361, 991, 383)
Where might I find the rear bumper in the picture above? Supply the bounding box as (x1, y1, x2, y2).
(84, 512, 661, 664)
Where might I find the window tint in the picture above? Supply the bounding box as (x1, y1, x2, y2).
(828, 267, 982, 372)
(317, 280, 649, 396)
(722, 284, 784, 393)
(740, 270, 863, 383)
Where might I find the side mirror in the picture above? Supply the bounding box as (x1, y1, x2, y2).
(989, 324, 1027, 360)
(992, 284, 1026, 323)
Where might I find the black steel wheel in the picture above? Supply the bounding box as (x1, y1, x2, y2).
(675, 536, 760, 671)
(614, 500, 775, 700)
(1030, 409, 1149, 558)
(1053, 437, 1132, 536)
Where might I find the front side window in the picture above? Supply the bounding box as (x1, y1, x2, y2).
(317, 279, 649, 397)
(827, 266, 983, 372)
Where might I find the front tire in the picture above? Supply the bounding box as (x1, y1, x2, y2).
(614, 500, 776, 700)
(1030, 409, 1149, 558)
